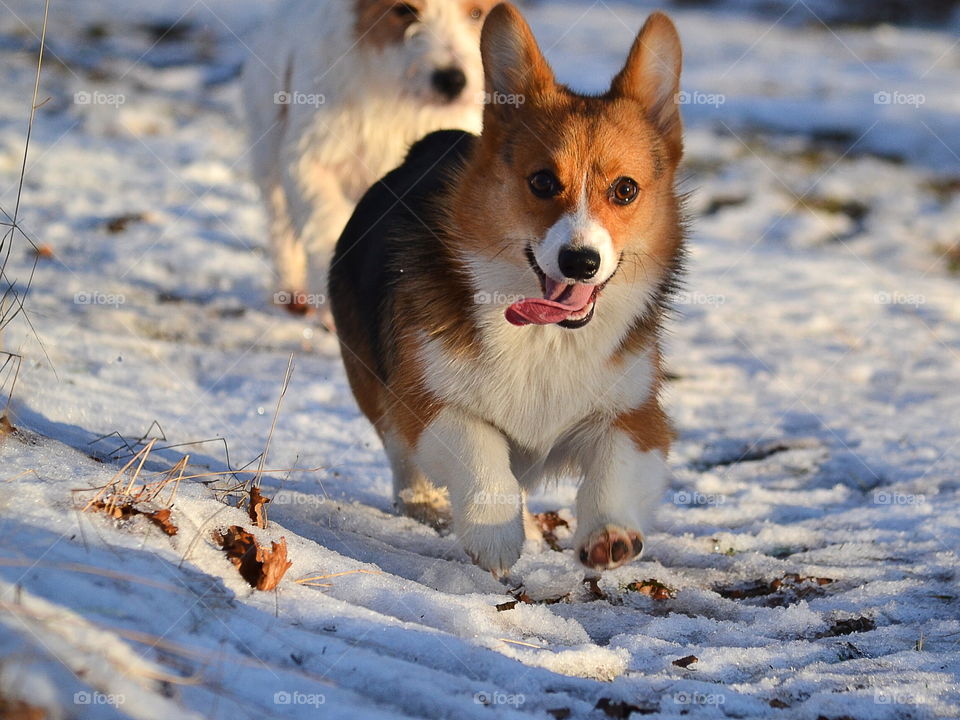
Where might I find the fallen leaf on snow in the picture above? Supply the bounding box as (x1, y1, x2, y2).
(89, 500, 178, 536)
(595, 697, 657, 717)
(214, 525, 292, 591)
(533, 510, 569, 551)
(625, 579, 675, 600)
(247, 486, 271, 529)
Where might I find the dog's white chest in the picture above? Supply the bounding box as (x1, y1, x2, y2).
(418, 307, 655, 453)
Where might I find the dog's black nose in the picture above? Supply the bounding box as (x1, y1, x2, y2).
(431, 67, 467, 100)
(558, 246, 601, 281)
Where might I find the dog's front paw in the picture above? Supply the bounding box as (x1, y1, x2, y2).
(459, 517, 525, 577)
(577, 525, 644, 570)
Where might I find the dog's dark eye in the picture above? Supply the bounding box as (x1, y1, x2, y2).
(393, 3, 420, 21)
(469, 7, 484, 21)
(528, 170, 562, 199)
(610, 177, 639, 205)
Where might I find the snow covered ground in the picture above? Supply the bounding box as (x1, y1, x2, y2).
(0, 1, 958, 718)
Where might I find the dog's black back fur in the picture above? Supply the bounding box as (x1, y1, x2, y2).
(329, 129, 476, 379)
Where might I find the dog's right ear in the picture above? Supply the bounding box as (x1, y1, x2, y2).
(480, 3, 554, 114)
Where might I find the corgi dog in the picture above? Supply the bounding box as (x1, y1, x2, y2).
(242, 0, 499, 319)
(329, 3, 685, 574)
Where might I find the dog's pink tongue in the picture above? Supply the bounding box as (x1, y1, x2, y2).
(505, 277, 595, 326)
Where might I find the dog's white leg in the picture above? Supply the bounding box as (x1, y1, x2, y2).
(384, 428, 451, 532)
(266, 184, 308, 303)
(414, 407, 525, 575)
(573, 430, 668, 570)
(281, 153, 355, 324)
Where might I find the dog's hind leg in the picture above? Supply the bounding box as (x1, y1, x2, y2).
(267, 184, 310, 312)
(385, 429, 451, 532)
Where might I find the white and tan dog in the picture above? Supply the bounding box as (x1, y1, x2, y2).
(242, 0, 497, 318)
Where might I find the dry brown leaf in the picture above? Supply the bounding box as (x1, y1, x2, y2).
(533, 510, 569, 551)
(0, 415, 16, 437)
(584, 577, 607, 600)
(625, 579, 675, 600)
(89, 500, 178, 536)
(145, 508, 178, 536)
(248, 486, 270, 529)
(255, 537, 292, 591)
(89, 499, 139, 521)
(214, 525, 291, 591)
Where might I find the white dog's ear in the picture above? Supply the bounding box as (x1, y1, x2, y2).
(481, 3, 554, 107)
(610, 12, 683, 156)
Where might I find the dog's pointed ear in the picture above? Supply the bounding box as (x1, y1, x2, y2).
(610, 12, 683, 155)
(481, 3, 554, 111)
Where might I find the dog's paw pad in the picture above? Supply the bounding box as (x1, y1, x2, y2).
(578, 526, 643, 570)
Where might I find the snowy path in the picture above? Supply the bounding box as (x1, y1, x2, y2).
(0, 1, 958, 718)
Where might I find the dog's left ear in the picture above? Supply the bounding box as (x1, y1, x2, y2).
(481, 3, 554, 118)
(610, 12, 683, 159)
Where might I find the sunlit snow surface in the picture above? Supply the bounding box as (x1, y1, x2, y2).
(0, 1, 958, 718)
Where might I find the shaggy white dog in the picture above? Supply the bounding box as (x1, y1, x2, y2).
(242, 0, 496, 319)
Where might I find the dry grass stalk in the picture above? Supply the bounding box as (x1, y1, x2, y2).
(295, 569, 381, 588)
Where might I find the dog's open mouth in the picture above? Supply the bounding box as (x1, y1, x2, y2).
(504, 247, 603, 329)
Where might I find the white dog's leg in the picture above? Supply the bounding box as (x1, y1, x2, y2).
(266, 184, 309, 305)
(573, 430, 668, 570)
(281, 153, 355, 324)
(415, 407, 525, 575)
